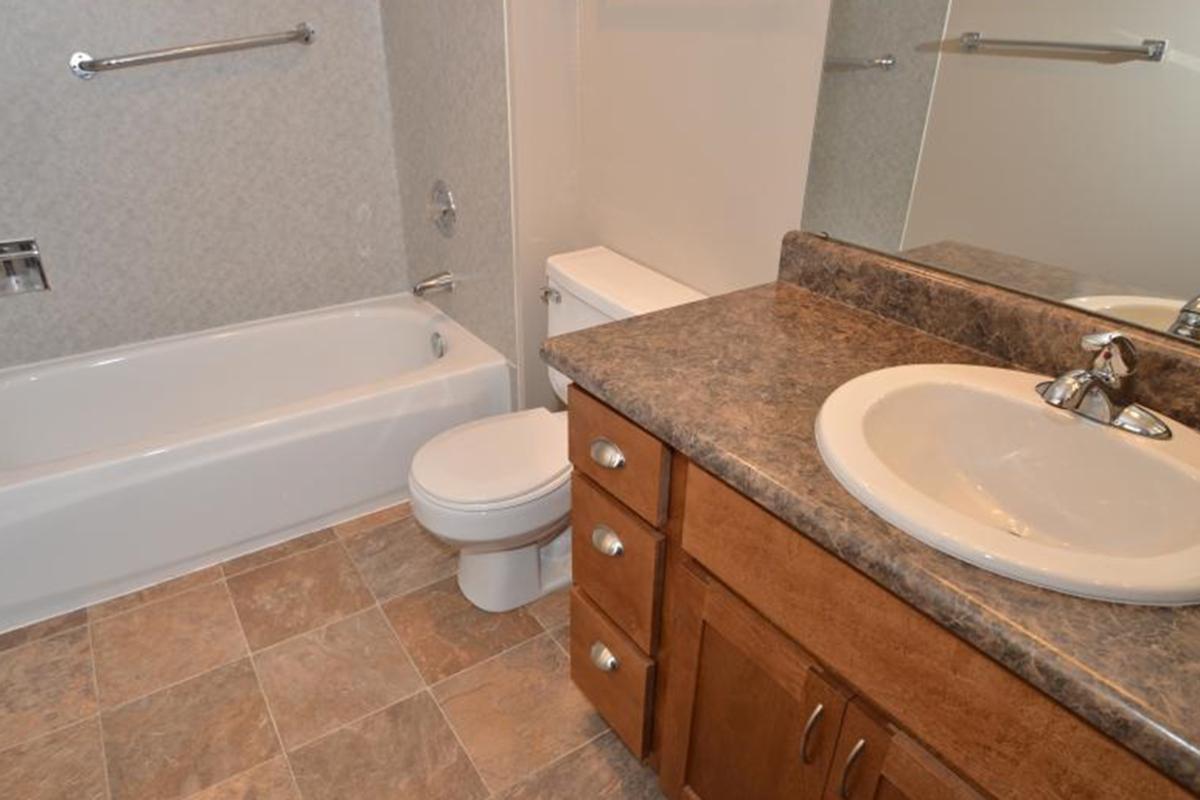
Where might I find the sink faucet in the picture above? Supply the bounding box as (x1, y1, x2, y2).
(1036, 332, 1171, 440)
(1169, 295, 1200, 341)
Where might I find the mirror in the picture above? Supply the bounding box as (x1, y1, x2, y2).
(801, 0, 1200, 344)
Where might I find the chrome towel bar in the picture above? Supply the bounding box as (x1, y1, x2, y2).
(70, 22, 315, 79)
(960, 32, 1167, 62)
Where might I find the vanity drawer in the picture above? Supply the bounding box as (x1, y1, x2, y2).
(572, 475, 665, 653)
(568, 385, 670, 527)
(569, 587, 655, 757)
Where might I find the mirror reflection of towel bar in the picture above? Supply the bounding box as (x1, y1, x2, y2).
(960, 32, 1167, 62)
(824, 54, 897, 71)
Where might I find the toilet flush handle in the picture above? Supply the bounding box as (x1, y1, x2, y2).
(591, 525, 625, 557)
(589, 438, 626, 470)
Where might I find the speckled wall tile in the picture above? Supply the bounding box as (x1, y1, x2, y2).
(780, 233, 1200, 429)
(0, 2, 410, 370)
(379, 0, 518, 365)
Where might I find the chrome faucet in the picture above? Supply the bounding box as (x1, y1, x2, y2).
(1036, 332, 1170, 440)
(1169, 295, 1200, 341)
(412, 271, 456, 297)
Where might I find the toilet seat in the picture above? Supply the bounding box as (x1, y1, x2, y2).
(409, 409, 569, 547)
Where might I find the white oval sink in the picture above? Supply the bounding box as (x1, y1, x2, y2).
(1065, 295, 1184, 332)
(816, 365, 1200, 605)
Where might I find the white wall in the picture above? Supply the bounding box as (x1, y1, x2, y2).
(0, 1, 408, 369)
(380, 0, 518, 366)
(903, 0, 1200, 298)
(507, 0, 589, 408)
(577, 0, 831, 295)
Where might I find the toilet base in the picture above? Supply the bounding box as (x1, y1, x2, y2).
(457, 527, 572, 612)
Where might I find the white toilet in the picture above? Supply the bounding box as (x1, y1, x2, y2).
(409, 246, 705, 611)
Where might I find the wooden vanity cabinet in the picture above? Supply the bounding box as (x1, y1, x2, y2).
(565, 390, 1194, 800)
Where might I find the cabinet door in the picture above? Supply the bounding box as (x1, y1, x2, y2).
(824, 700, 987, 800)
(682, 582, 848, 800)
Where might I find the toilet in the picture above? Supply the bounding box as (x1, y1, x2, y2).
(409, 246, 705, 611)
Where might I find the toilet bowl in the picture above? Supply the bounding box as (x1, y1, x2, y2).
(410, 246, 705, 612)
(409, 409, 571, 611)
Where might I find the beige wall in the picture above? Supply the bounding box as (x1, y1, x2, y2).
(0, 1, 409, 370)
(577, 0, 831, 295)
(508, 0, 589, 408)
(903, 0, 1200, 298)
(380, 0, 518, 365)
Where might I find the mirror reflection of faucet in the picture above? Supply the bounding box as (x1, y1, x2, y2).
(1169, 295, 1200, 341)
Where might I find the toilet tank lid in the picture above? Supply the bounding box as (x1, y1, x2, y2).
(546, 246, 706, 320)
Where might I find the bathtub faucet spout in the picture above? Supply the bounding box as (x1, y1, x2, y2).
(412, 271, 456, 297)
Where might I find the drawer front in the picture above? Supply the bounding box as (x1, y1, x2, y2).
(572, 475, 665, 653)
(568, 385, 670, 526)
(570, 587, 655, 757)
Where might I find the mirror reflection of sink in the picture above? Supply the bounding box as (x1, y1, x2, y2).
(815, 364, 1200, 605)
(1064, 295, 1184, 332)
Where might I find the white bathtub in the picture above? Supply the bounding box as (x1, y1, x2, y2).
(0, 293, 510, 632)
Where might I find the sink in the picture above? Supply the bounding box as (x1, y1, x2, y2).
(815, 364, 1200, 605)
(1064, 295, 1184, 332)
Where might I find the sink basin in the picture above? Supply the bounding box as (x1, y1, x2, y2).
(1064, 295, 1184, 332)
(816, 364, 1200, 605)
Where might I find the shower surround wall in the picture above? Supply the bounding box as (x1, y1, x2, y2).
(379, 0, 519, 366)
(0, 1, 410, 370)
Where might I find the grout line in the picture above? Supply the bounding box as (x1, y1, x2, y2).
(0, 617, 91, 659)
(223, 581, 304, 798)
(85, 623, 115, 800)
(88, 568, 225, 625)
(283, 684, 427, 755)
(429, 629, 554, 693)
(369, 568, 461, 608)
(91, 584, 249, 716)
(496, 727, 613, 795)
(428, 687, 493, 794)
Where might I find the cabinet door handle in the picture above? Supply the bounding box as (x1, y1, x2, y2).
(837, 738, 867, 799)
(589, 641, 620, 672)
(591, 525, 625, 557)
(799, 702, 825, 764)
(589, 437, 626, 470)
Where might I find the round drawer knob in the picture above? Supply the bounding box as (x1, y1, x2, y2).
(589, 641, 620, 672)
(589, 437, 626, 470)
(591, 525, 625, 557)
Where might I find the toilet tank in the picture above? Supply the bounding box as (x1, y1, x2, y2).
(545, 247, 705, 403)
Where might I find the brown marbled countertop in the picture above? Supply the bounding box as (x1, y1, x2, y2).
(542, 281, 1200, 793)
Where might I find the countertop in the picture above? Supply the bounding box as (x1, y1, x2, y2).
(541, 281, 1200, 792)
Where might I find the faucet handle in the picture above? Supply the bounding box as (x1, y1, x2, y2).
(1081, 332, 1138, 379)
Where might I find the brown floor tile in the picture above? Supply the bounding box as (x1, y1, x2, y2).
(0, 717, 108, 800)
(382, 578, 543, 684)
(341, 515, 456, 601)
(549, 623, 570, 650)
(93, 582, 247, 708)
(91, 566, 223, 620)
(495, 731, 663, 800)
(0, 626, 97, 751)
(290, 691, 486, 800)
(333, 503, 413, 540)
(226, 544, 374, 650)
(433, 634, 606, 792)
(0, 609, 89, 654)
(525, 588, 570, 631)
(254, 608, 422, 750)
(221, 528, 337, 578)
(185, 756, 298, 800)
(102, 658, 280, 800)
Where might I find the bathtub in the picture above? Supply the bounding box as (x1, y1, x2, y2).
(0, 293, 511, 632)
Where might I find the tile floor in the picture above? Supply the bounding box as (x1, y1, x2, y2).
(0, 504, 664, 800)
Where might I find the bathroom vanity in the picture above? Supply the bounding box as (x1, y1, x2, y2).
(544, 236, 1200, 799)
